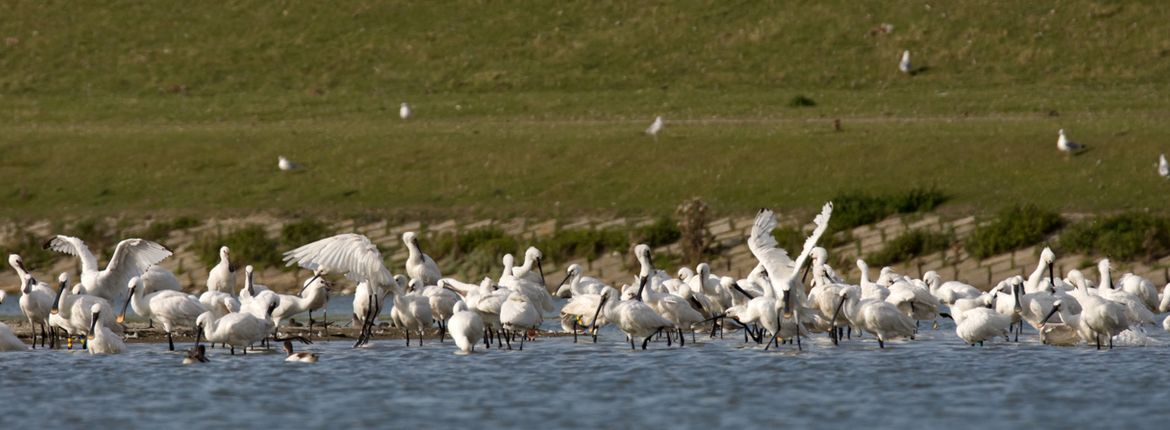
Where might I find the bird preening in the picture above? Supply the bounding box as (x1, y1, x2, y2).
(4, 204, 1169, 360)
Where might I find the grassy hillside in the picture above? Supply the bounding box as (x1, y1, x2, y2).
(1, 1, 1169, 221)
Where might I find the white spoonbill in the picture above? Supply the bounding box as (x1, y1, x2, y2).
(390, 279, 434, 346)
(120, 276, 206, 351)
(953, 300, 1011, 346)
(448, 301, 484, 353)
(206, 246, 238, 294)
(0, 321, 27, 351)
(271, 272, 330, 336)
(606, 276, 674, 350)
(9, 255, 56, 348)
(403, 232, 442, 285)
(559, 285, 618, 342)
(239, 265, 279, 319)
(923, 271, 980, 305)
(499, 254, 555, 315)
(400, 102, 412, 120)
(500, 291, 542, 350)
(1159, 154, 1169, 178)
(194, 297, 279, 355)
(553, 263, 607, 298)
(899, 50, 912, 74)
(44, 235, 171, 306)
(50, 272, 121, 347)
(87, 304, 126, 355)
(511, 246, 547, 288)
(831, 286, 916, 348)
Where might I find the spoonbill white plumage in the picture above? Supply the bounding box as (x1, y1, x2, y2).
(422, 281, 459, 341)
(831, 287, 916, 348)
(499, 253, 555, 314)
(511, 246, 547, 287)
(400, 102, 412, 120)
(120, 276, 207, 351)
(9, 255, 56, 348)
(553, 264, 607, 298)
(448, 301, 484, 353)
(645, 116, 664, 136)
(51, 272, 121, 344)
(278, 156, 300, 171)
(922, 271, 980, 305)
(239, 265, 279, 319)
(403, 232, 442, 285)
(139, 265, 182, 296)
(606, 276, 674, 350)
(390, 279, 434, 346)
(43, 235, 171, 306)
(1057, 129, 1085, 154)
(87, 304, 126, 355)
(955, 307, 1011, 346)
(899, 50, 912, 74)
(559, 286, 617, 342)
(0, 321, 27, 351)
(499, 291, 541, 350)
(206, 246, 237, 294)
(195, 298, 278, 355)
(270, 273, 330, 335)
(1159, 154, 1169, 178)
(352, 280, 384, 333)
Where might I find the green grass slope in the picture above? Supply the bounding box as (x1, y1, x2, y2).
(1, 1, 1169, 220)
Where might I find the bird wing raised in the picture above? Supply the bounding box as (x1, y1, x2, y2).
(283, 233, 392, 286)
(105, 238, 172, 288)
(749, 203, 833, 291)
(44, 235, 100, 274)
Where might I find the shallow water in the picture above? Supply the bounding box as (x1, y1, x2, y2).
(3, 297, 1170, 429)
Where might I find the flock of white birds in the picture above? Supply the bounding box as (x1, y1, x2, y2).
(3, 201, 1170, 362)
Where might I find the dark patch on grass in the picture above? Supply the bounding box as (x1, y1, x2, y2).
(788, 95, 816, 107)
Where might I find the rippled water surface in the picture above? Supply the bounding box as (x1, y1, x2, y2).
(3, 297, 1170, 429)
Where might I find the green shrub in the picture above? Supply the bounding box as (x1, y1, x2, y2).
(431, 227, 519, 261)
(1059, 213, 1170, 262)
(280, 219, 332, 248)
(771, 226, 805, 255)
(966, 204, 1063, 259)
(196, 225, 281, 269)
(138, 216, 202, 243)
(828, 187, 947, 233)
(866, 230, 953, 267)
(635, 216, 681, 248)
(538, 228, 627, 263)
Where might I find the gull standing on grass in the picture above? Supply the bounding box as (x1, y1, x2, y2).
(278, 156, 301, 171)
(1158, 154, 1169, 178)
(645, 116, 664, 137)
(400, 102, 412, 120)
(899, 50, 912, 74)
(1057, 129, 1085, 155)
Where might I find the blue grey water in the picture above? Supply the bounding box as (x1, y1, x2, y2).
(2, 296, 1169, 429)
